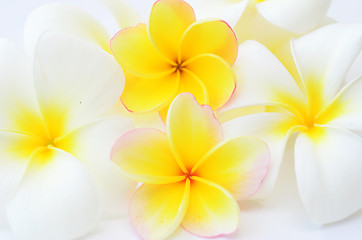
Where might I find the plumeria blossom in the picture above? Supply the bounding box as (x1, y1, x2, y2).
(0, 33, 137, 240)
(24, 0, 238, 123)
(111, 93, 269, 240)
(218, 23, 362, 224)
(110, 0, 237, 119)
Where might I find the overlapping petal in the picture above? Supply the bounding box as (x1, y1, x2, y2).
(34, 32, 124, 136)
(112, 128, 184, 184)
(55, 117, 136, 217)
(121, 72, 180, 113)
(292, 23, 362, 106)
(182, 178, 239, 237)
(167, 93, 222, 171)
(111, 24, 172, 78)
(222, 112, 300, 198)
(178, 70, 208, 107)
(294, 126, 362, 224)
(130, 180, 190, 240)
(184, 54, 235, 110)
(193, 136, 269, 200)
(149, 0, 196, 60)
(7, 148, 100, 240)
(24, 3, 111, 54)
(180, 19, 238, 65)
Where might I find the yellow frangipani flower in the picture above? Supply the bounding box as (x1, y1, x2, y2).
(0, 33, 137, 240)
(219, 23, 362, 224)
(110, 0, 237, 118)
(111, 93, 269, 240)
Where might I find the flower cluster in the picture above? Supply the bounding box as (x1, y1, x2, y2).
(0, 0, 361, 240)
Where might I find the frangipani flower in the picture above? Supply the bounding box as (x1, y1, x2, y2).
(110, 0, 237, 119)
(111, 93, 269, 239)
(0, 33, 137, 239)
(219, 23, 362, 224)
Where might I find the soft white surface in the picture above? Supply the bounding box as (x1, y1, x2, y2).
(0, 0, 362, 239)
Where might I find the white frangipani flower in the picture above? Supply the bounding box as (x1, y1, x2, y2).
(0, 32, 136, 240)
(218, 23, 362, 224)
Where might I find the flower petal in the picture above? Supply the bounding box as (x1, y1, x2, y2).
(317, 76, 362, 131)
(185, 54, 236, 110)
(180, 19, 238, 65)
(34, 32, 124, 136)
(112, 128, 184, 184)
(0, 39, 45, 137)
(7, 148, 100, 240)
(121, 71, 180, 113)
(294, 126, 362, 224)
(149, 0, 196, 61)
(130, 180, 190, 240)
(182, 178, 239, 237)
(221, 40, 306, 118)
(185, 0, 249, 27)
(222, 112, 300, 199)
(24, 3, 110, 55)
(193, 136, 269, 200)
(291, 23, 362, 106)
(257, 0, 331, 34)
(99, 0, 143, 29)
(56, 117, 136, 217)
(111, 23, 172, 78)
(167, 93, 223, 171)
(179, 70, 208, 106)
(0, 132, 40, 218)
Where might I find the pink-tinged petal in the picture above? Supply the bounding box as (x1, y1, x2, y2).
(130, 180, 190, 240)
(222, 112, 300, 199)
(193, 136, 269, 200)
(257, 0, 331, 34)
(7, 148, 100, 240)
(182, 177, 239, 237)
(111, 128, 184, 184)
(295, 126, 362, 224)
(167, 93, 223, 171)
(149, 0, 196, 61)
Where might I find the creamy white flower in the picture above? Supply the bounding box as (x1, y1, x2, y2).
(218, 23, 362, 224)
(0, 32, 137, 240)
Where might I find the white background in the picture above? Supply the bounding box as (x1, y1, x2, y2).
(0, 0, 362, 239)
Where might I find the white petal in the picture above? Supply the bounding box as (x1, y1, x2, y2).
(320, 76, 362, 131)
(295, 126, 362, 224)
(0, 132, 38, 219)
(221, 40, 305, 115)
(0, 39, 41, 133)
(222, 112, 298, 199)
(292, 23, 362, 105)
(257, 0, 331, 34)
(34, 32, 125, 134)
(24, 3, 110, 55)
(99, 0, 143, 29)
(7, 148, 100, 240)
(56, 117, 137, 217)
(185, 0, 249, 27)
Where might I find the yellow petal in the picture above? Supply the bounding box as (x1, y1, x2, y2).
(179, 69, 208, 106)
(111, 128, 184, 184)
(149, 0, 195, 61)
(193, 137, 269, 200)
(182, 178, 239, 237)
(130, 180, 190, 240)
(180, 19, 238, 65)
(121, 71, 180, 113)
(111, 23, 172, 78)
(184, 54, 236, 110)
(167, 93, 222, 171)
